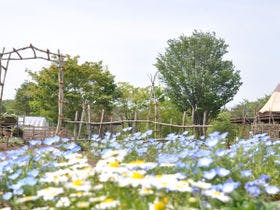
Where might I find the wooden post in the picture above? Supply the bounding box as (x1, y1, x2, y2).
(169, 118, 173, 133)
(87, 104, 91, 140)
(98, 109, 105, 137)
(182, 111, 186, 133)
(191, 106, 195, 134)
(0, 48, 9, 114)
(110, 116, 113, 133)
(203, 110, 207, 136)
(56, 50, 64, 134)
(0, 49, 3, 114)
(74, 111, 78, 140)
(78, 104, 86, 139)
(133, 112, 138, 132)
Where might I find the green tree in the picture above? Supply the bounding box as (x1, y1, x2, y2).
(155, 30, 242, 135)
(14, 81, 36, 115)
(2, 99, 16, 114)
(209, 111, 240, 145)
(27, 56, 120, 123)
(115, 82, 151, 120)
(230, 95, 270, 119)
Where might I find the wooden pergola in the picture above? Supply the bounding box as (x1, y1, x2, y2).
(0, 44, 65, 134)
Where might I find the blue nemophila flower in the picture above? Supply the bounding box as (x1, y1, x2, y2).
(197, 157, 213, 168)
(15, 155, 31, 167)
(193, 149, 211, 158)
(216, 167, 230, 177)
(157, 154, 179, 164)
(0, 152, 6, 161)
(245, 174, 272, 187)
(205, 132, 222, 148)
(43, 136, 60, 145)
(9, 182, 23, 192)
(2, 192, 12, 200)
(29, 140, 42, 147)
(61, 137, 70, 143)
(122, 127, 132, 132)
(222, 179, 240, 193)
(245, 185, 261, 197)
(240, 169, 252, 178)
(166, 133, 177, 141)
(264, 185, 280, 195)
(135, 147, 147, 156)
(8, 169, 22, 180)
(182, 130, 188, 136)
(18, 176, 38, 186)
(144, 130, 153, 136)
(64, 142, 79, 150)
(203, 169, 217, 180)
(215, 149, 229, 157)
(27, 169, 39, 177)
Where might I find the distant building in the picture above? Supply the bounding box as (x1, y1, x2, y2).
(252, 84, 280, 138)
(18, 116, 49, 127)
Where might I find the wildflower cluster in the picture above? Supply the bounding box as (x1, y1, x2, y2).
(0, 130, 279, 209)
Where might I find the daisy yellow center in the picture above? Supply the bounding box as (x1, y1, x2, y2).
(104, 198, 114, 203)
(73, 180, 84, 186)
(128, 160, 145, 164)
(131, 172, 144, 179)
(188, 197, 197, 203)
(109, 161, 120, 167)
(213, 191, 222, 196)
(154, 201, 166, 210)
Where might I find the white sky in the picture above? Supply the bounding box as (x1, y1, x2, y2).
(1, 0, 280, 107)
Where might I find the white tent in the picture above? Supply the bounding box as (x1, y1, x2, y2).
(259, 84, 280, 113)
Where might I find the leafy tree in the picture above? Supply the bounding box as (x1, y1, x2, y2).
(13, 81, 37, 115)
(115, 82, 188, 135)
(209, 111, 240, 145)
(230, 95, 270, 119)
(2, 100, 16, 114)
(155, 30, 242, 135)
(115, 82, 150, 121)
(26, 56, 120, 123)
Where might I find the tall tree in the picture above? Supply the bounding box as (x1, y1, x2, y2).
(26, 56, 120, 123)
(155, 30, 242, 132)
(14, 81, 36, 115)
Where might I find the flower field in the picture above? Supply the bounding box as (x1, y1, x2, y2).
(0, 129, 280, 209)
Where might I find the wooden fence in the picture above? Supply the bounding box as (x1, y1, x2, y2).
(65, 119, 212, 140)
(22, 126, 71, 141)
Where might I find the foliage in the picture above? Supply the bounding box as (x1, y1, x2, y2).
(208, 111, 240, 145)
(14, 81, 37, 115)
(0, 131, 279, 209)
(114, 82, 151, 121)
(155, 30, 242, 128)
(114, 82, 189, 136)
(230, 95, 270, 118)
(1, 100, 16, 114)
(25, 56, 120, 123)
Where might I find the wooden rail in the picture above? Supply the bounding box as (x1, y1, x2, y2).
(22, 126, 70, 141)
(65, 119, 212, 129)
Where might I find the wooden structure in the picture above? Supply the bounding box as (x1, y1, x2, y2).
(66, 107, 212, 140)
(22, 126, 71, 141)
(231, 84, 280, 138)
(0, 44, 65, 134)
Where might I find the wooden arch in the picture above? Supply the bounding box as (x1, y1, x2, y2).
(0, 44, 65, 134)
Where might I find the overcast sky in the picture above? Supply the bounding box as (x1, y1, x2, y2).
(1, 0, 280, 107)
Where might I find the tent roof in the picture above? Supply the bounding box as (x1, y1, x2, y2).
(259, 84, 280, 113)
